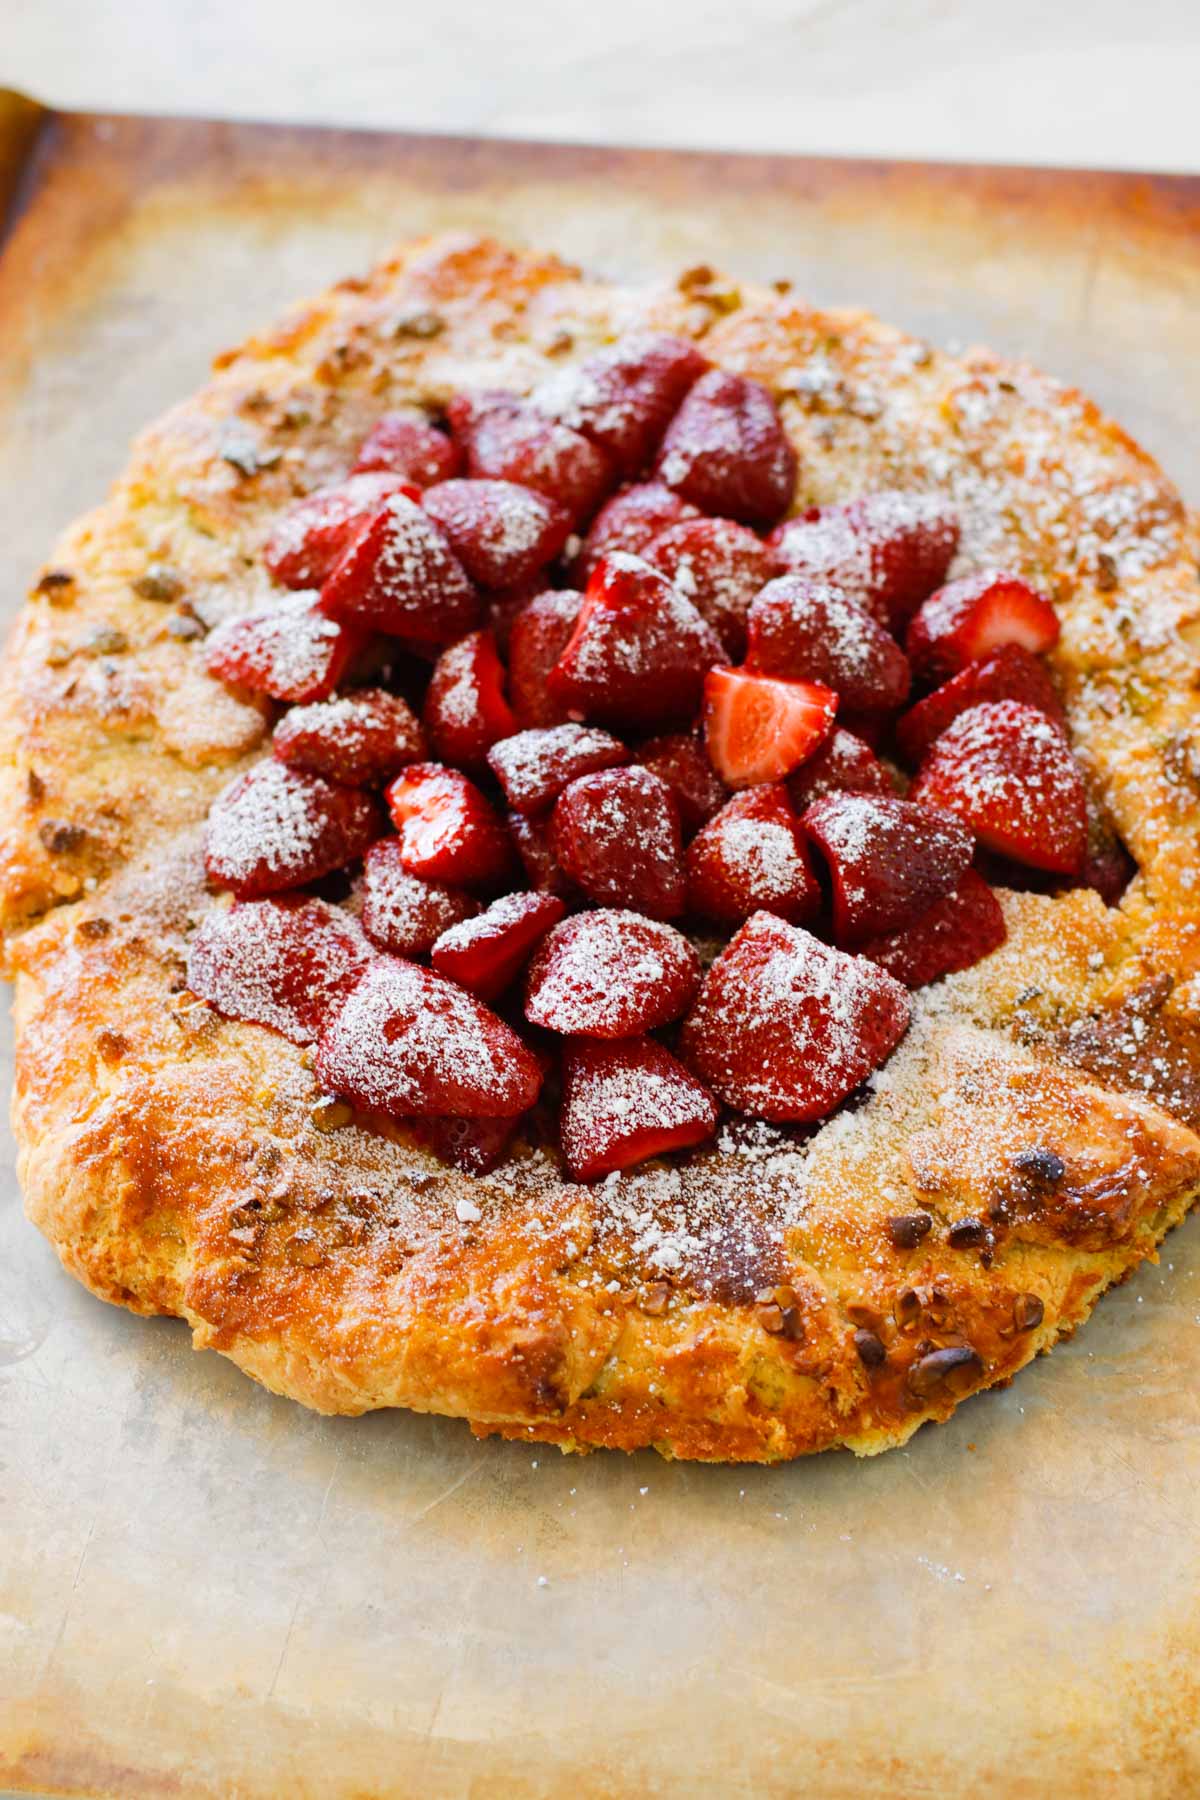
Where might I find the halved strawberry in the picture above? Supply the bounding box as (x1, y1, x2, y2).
(786, 728, 892, 811)
(551, 766, 686, 918)
(679, 911, 911, 1120)
(507, 588, 583, 728)
(432, 890, 566, 1000)
(360, 837, 479, 955)
(204, 762, 379, 898)
(857, 869, 1007, 988)
(487, 722, 628, 814)
(905, 571, 1060, 684)
(206, 591, 369, 704)
(745, 577, 911, 716)
(559, 1037, 719, 1180)
(507, 809, 577, 898)
(635, 731, 728, 834)
(385, 762, 514, 888)
(644, 516, 781, 657)
(273, 687, 425, 785)
(422, 630, 516, 770)
(351, 411, 462, 485)
(187, 896, 372, 1044)
(407, 1113, 518, 1175)
(768, 492, 959, 632)
(895, 643, 1066, 766)
(421, 479, 572, 590)
(687, 785, 819, 926)
(573, 481, 700, 581)
(316, 955, 543, 1118)
(446, 391, 615, 523)
(910, 700, 1087, 874)
(656, 370, 796, 526)
(546, 552, 724, 732)
(524, 908, 700, 1037)
(263, 473, 416, 588)
(319, 492, 480, 642)
(702, 666, 837, 788)
(537, 332, 708, 476)
(801, 792, 974, 944)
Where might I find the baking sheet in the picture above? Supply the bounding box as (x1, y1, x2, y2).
(1, 95, 1199, 1798)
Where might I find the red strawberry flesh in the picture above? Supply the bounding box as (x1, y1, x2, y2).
(187, 896, 372, 1044)
(656, 369, 796, 526)
(906, 570, 1060, 684)
(703, 665, 837, 788)
(319, 491, 480, 642)
(857, 868, 1007, 988)
(422, 629, 516, 771)
(525, 908, 701, 1038)
(264, 473, 416, 588)
(801, 791, 974, 943)
(745, 576, 911, 716)
(273, 687, 425, 785)
(560, 1036, 718, 1180)
(385, 762, 514, 888)
(895, 643, 1065, 766)
(687, 785, 819, 926)
(204, 761, 379, 898)
(360, 837, 479, 955)
(432, 890, 566, 1000)
(551, 765, 686, 918)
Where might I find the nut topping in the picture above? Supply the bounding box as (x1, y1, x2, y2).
(1013, 1293, 1045, 1333)
(906, 1344, 982, 1400)
(887, 1212, 932, 1249)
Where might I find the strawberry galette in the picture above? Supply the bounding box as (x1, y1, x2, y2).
(4, 236, 1199, 1462)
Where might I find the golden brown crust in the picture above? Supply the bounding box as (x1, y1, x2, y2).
(5, 233, 1200, 1461)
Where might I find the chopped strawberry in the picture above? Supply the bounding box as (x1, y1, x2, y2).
(315, 955, 542, 1119)
(551, 766, 686, 918)
(857, 869, 1007, 988)
(801, 791, 974, 944)
(446, 390, 615, 524)
(679, 911, 911, 1120)
(263, 473, 416, 588)
(422, 630, 516, 770)
(507, 809, 577, 898)
(635, 731, 728, 834)
(273, 687, 425, 785)
(644, 516, 781, 657)
(786, 728, 892, 811)
(910, 699, 1087, 874)
(507, 588, 583, 728)
(1080, 781, 1137, 906)
(906, 571, 1060, 684)
(204, 762, 379, 898)
(573, 482, 700, 581)
(487, 578, 545, 654)
(768, 492, 959, 632)
(702, 665, 837, 788)
(656, 369, 796, 526)
(407, 1113, 518, 1175)
(187, 896, 372, 1044)
(537, 333, 707, 476)
(524, 909, 700, 1037)
(745, 577, 911, 717)
(351, 411, 462, 485)
(421, 479, 571, 590)
(687, 785, 819, 926)
(487, 722, 628, 814)
(206, 590, 369, 704)
(559, 1037, 718, 1180)
(319, 492, 480, 642)
(360, 838, 479, 955)
(385, 762, 514, 888)
(546, 552, 724, 732)
(895, 643, 1066, 766)
(432, 890, 567, 999)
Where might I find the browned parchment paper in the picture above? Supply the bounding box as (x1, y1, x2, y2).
(1, 94, 1198, 1799)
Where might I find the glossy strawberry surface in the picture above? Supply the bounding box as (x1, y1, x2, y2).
(319, 492, 480, 642)
(769, 492, 959, 632)
(703, 666, 837, 788)
(507, 588, 583, 728)
(687, 785, 819, 926)
(488, 723, 628, 814)
(273, 688, 425, 785)
(204, 761, 379, 898)
(525, 909, 701, 1038)
(785, 728, 892, 811)
(351, 411, 462, 485)
(421, 479, 572, 590)
(656, 369, 796, 525)
(385, 763, 514, 888)
(447, 391, 615, 523)
(206, 591, 368, 704)
(801, 792, 974, 944)
(857, 868, 1007, 988)
(551, 766, 686, 918)
(573, 482, 701, 580)
(745, 577, 911, 717)
(560, 1037, 719, 1180)
(264, 473, 416, 588)
(187, 897, 372, 1044)
(539, 332, 707, 476)
(906, 571, 1060, 683)
(431, 890, 566, 1000)
(360, 837, 479, 955)
(644, 516, 780, 657)
(422, 630, 517, 770)
(634, 731, 728, 835)
(895, 644, 1065, 765)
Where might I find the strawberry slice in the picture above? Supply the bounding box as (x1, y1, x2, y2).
(422, 630, 517, 770)
(857, 869, 1007, 988)
(315, 955, 543, 1119)
(385, 762, 514, 888)
(446, 391, 615, 523)
(679, 911, 911, 1120)
(559, 1037, 719, 1180)
(644, 516, 781, 657)
(421, 479, 572, 590)
(360, 837, 479, 955)
(905, 571, 1060, 683)
(187, 896, 372, 1044)
(204, 761, 379, 898)
(524, 909, 700, 1038)
(801, 792, 974, 944)
(635, 731, 728, 834)
(407, 1113, 518, 1175)
(537, 333, 708, 476)
(745, 577, 911, 717)
(351, 411, 462, 485)
(895, 643, 1066, 766)
(910, 699, 1087, 874)
(507, 809, 577, 898)
(206, 590, 369, 704)
(573, 481, 700, 581)
(263, 473, 416, 588)
(687, 785, 819, 926)
(768, 492, 959, 632)
(487, 722, 628, 814)
(432, 890, 566, 1000)
(273, 687, 425, 785)
(702, 666, 837, 789)
(655, 369, 796, 526)
(507, 588, 583, 728)
(546, 552, 724, 732)
(786, 728, 892, 811)
(551, 766, 686, 918)
(319, 491, 480, 643)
